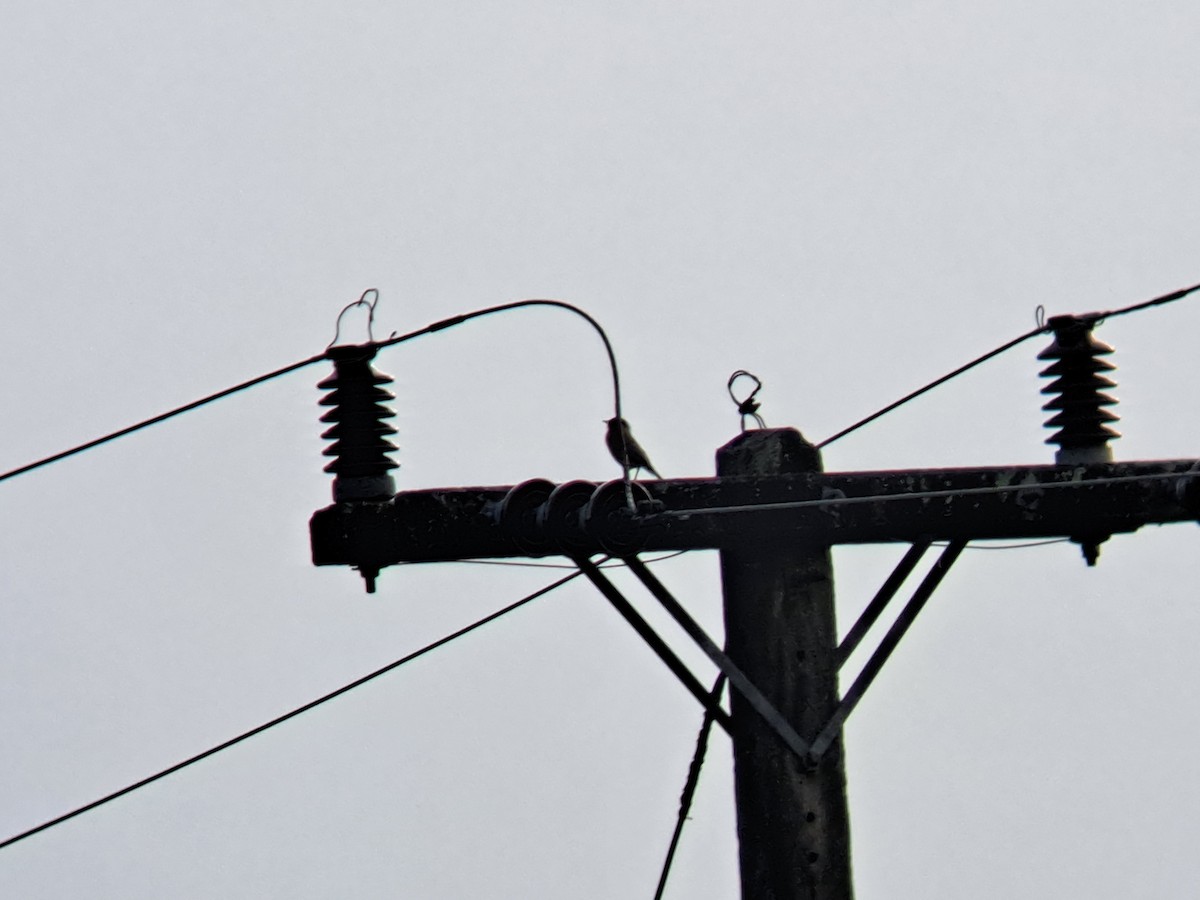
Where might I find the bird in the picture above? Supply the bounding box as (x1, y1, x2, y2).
(605, 416, 661, 479)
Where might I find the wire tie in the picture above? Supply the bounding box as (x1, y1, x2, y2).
(727, 369, 767, 431)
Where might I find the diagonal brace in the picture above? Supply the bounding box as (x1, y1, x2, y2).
(808, 539, 967, 760)
(572, 556, 734, 736)
(837, 539, 933, 668)
(621, 555, 813, 762)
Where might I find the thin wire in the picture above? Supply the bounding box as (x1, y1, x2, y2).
(0, 298, 622, 488)
(376, 298, 634, 500)
(816, 280, 1200, 449)
(816, 325, 1045, 449)
(0, 568, 587, 851)
(6, 283, 1192, 488)
(657, 469, 1193, 519)
(1086, 280, 1200, 324)
(728, 370, 766, 431)
(454, 550, 690, 570)
(952, 538, 1070, 551)
(376, 298, 624, 454)
(0, 352, 328, 486)
(327, 288, 380, 348)
(654, 673, 727, 900)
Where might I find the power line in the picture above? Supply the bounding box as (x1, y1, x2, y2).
(952, 538, 1070, 551)
(4, 284, 1194, 487)
(0, 569, 586, 851)
(0, 298, 623, 488)
(654, 673, 727, 900)
(817, 280, 1200, 449)
(1088, 280, 1200, 323)
(454, 550, 690, 570)
(816, 324, 1046, 449)
(0, 352, 328, 486)
(376, 298, 624, 421)
(374, 298, 636, 487)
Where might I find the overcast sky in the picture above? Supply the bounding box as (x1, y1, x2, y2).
(2, 3, 1198, 898)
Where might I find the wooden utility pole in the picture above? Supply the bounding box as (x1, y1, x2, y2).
(310, 437, 1200, 899)
(308, 314, 1200, 897)
(717, 429, 852, 900)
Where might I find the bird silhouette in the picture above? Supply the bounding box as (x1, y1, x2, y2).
(605, 417, 661, 479)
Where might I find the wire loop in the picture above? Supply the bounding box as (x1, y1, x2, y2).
(328, 288, 380, 349)
(727, 370, 766, 431)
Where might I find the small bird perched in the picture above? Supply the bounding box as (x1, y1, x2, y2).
(605, 416, 661, 479)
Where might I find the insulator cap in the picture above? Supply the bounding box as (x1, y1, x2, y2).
(1037, 316, 1120, 464)
(319, 345, 398, 500)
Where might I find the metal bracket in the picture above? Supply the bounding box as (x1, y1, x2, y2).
(578, 542, 966, 764)
(836, 539, 933, 667)
(620, 556, 813, 762)
(572, 557, 733, 736)
(808, 540, 966, 759)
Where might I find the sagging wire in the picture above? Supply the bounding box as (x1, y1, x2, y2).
(453, 550, 690, 570)
(817, 280, 1200, 449)
(950, 538, 1070, 551)
(0, 567, 590, 851)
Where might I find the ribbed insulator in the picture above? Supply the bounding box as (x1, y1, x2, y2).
(1037, 316, 1120, 464)
(318, 345, 398, 501)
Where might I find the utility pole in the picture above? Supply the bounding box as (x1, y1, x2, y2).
(308, 320, 1200, 898)
(310, 451, 1200, 900)
(717, 428, 852, 900)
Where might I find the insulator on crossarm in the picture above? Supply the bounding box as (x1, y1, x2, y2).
(318, 345, 398, 502)
(1037, 316, 1120, 465)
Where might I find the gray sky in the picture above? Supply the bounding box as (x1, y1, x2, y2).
(2, 3, 1198, 897)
